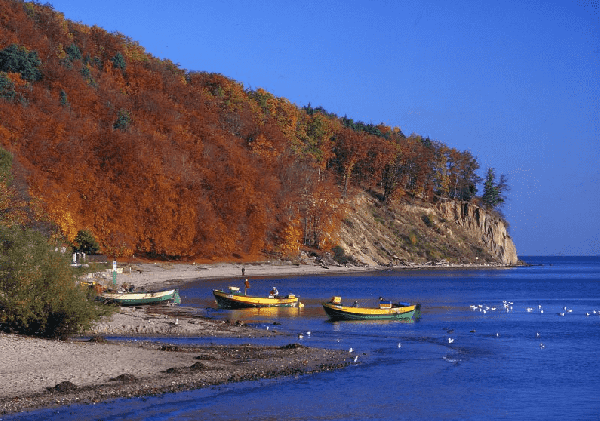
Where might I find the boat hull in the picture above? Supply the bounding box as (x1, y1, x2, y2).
(322, 302, 421, 321)
(100, 289, 181, 306)
(213, 289, 299, 309)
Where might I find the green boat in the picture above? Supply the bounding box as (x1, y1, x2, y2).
(322, 296, 421, 321)
(100, 288, 181, 306)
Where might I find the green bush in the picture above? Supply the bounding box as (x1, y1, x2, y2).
(73, 229, 100, 254)
(0, 225, 110, 338)
(0, 44, 42, 82)
(332, 245, 352, 265)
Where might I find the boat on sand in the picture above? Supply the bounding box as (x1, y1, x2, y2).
(99, 288, 181, 306)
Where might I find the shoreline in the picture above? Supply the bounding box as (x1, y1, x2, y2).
(1, 260, 518, 415)
(89, 259, 519, 292)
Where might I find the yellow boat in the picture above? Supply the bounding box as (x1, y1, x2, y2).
(322, 296, 421, 321)
(213, 286, 300, 309)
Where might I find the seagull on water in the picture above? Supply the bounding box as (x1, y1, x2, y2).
(448, 338, 455, 344)
(397, 343, 402, 348)
(353, 355, 359, 363)
(540, 343, 545, 349)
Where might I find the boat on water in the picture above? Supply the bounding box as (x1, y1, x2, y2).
(100, 288, 181, 306)
(213, 286, 300, 309)
(322, 296, 421, 321)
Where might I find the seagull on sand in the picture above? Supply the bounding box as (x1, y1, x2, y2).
(349, 347, 354, 353)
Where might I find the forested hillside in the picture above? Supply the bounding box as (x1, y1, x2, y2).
(0, 0, 505, 261)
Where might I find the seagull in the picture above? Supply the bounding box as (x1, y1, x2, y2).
(536, 332, 541, 338)
(558, 312, 565, 317)
(353, 355, 359, 363)
(306, 331, 311, 336)
(526, 308, 533, 312)
(175, 318, 179, 325)
(397, 343, 402, 348)
(298, 334, 304, 339)
(448, 338, 455, 344)
(586, 312, 590, 316)
(540, 343, 545, 349)
(496, 333, 500, 337)
(349, 347, 354, 353)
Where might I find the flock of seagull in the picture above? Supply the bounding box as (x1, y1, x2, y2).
(286, 300, 599, 364)
(469, 300, 600, 317)
(464, 300, 600, 350)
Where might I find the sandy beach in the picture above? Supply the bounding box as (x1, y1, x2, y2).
(0, 260, 368, 415)
(0, 258, 514, 415)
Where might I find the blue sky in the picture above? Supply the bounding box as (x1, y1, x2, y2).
(47, 0, 599, 256)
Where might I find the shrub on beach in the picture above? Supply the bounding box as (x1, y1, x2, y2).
(0, 225, 110, 338)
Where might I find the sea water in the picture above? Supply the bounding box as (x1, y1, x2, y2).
(7, 256, 600, 420)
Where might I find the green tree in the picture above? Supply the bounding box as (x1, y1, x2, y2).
(0, 44, 42, 82)
(59, 89, 69, 107)
(0, 72, 16, 101)
(0, 225, 109, 338)
(111, 52, 126, 71)
(113, 108, 131, 130)
(73, 229, 100, 254)
(482, 168, 509, 210)
(65, 43, 82, 61)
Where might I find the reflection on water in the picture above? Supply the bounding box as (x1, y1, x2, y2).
(220, 305, 305, 320)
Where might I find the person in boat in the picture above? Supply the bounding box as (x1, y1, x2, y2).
(244, 279, 250, 295)
(353, 300, 359, 307)
(270, 286, 279, 298)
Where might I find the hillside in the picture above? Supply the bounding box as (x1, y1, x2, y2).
(0, 0, 518, 265)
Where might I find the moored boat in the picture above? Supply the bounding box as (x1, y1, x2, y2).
(322, 296, 421, 321)
(213, 286, 300, 309)
(100, 288, 181, 306)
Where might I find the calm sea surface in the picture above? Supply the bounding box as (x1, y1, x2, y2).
(8, 256, 600, 420)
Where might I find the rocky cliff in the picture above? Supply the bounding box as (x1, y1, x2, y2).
(337, 192, 519, 267)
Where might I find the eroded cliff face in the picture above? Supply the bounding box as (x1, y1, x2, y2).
(437, 202, 518, 265)
(338, 193, 519, 267)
